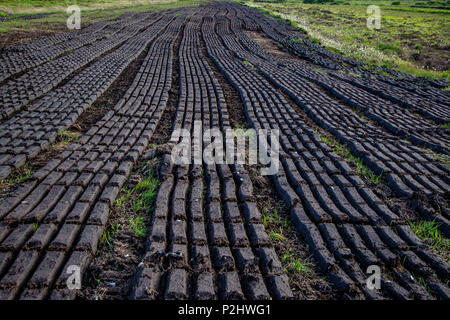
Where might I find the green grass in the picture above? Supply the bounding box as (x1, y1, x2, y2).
(263, 207, 290, 229)
(243, 1, 450, 80)
(0, 0, 179, 13)
(104, 164, 160, 248)
(57, 129, 80, 144)
(132, 173, 159, 214)
(0, 163, 33, 200)
(316, 129, 382, 184)
(259, 199, 327, 293)
(128, 215, 147, 237)
(269, 229, 287, 241)
(0, 164, 32, 185)
(425, 148, 450, 166)
(263, 207, 291, 240)
(408, 219, 450, 257)
(377, 43, 402, 52)
(114, 175, 158, 211)
(263, 207, 291, 241)
(99, 222, 120, 250)
(416, 276, 432, 295)
(281, 249, 314, 275)
(114, 172, 159, 238)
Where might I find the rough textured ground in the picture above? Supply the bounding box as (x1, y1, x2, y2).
(0, 2, 448, 300)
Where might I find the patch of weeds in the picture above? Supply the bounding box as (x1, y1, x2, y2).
(110, 171, 159, 239)
(262, 207, 283, 227)
(269, 228, 287, 241)
(440, 123, 449, 130)
(264, 207, 291, 242)
(282, 249, 314, 275)
(114, 172, 158, 215)
(232, 124, 255, 137)
(317, 130, 382, 184)
(313, 68, 327, 75)
(57, 129, 81, 144)
(368, 171, 382, 184)
(338, 69, 362, 78)
(247, 167, 334, 298)
(414, 44, 423, 51)
(201, 185, 206, 200)
(425, 148, 450, 166)
(319, 134, 332, 145)
(85, 157, 162, 299)
(128, 215, 147, 238)
(377, 42, 402, 52)
(354, 157, 369, 176)
(282, 249, 294, 264)
(290, 260, 314, 274)
(0, 163, 32, 186)
(288, 20, 300, 29)
(114, 187, 133, 207)
(325, 45, 344, 56)
(416, 276, 432, 295)
(48, 129, 82, 153)
(133, 173, 159, 214)
(99, 230, 113, 248)
(408, 219, 449, 257)
(0, 163, 33, 199)
(99, 222, 120, 251)
(93, 275, 102, 285)
(297, 27, 307, 34)
(360, 114, 369, 121)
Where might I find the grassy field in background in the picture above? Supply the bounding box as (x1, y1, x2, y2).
(0, 0, 204, 46)
(0, 0, 180, 14)
(243, 0, 449, 80)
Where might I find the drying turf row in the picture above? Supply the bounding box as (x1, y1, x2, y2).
(0, 12, 178, 179)
(0, 2, 448, 300)
(0, 12, 162, 121)
(0, 12, 54, 24)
